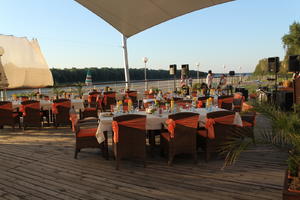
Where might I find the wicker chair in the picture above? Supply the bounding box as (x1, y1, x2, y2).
(0, 101, 20, 130)
(74, 118, 108, 159)
(53, 99, 71, 128)
(218, 95, 233, 110)
(125, 90, 138, 106)
(160, 112, 199, 166)
(233, 92, 244, 112)
(197, 96, 208, 108)
(197, 110, 237, 161)
(82, 107, 98, 119)
(21, 100, 42, 130)
(101, 91, 116, 112)
(87, 91, 101, 108)
(112, 114, 146, 170)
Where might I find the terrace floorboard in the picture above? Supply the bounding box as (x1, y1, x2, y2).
(0, 114, 286, 200)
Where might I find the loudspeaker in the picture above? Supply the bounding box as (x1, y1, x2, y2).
(169, 64, 177, 75)
(181, 64, 189, 76)
(268, 57, 280, 73)
(288, 55, 300, 72)
(274, 90, 293, 111)
(229, 71, 235, 76)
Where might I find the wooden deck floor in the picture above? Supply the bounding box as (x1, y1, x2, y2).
(0, 115, 287, 200)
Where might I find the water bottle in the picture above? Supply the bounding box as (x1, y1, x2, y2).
(214, 94, 218, 108)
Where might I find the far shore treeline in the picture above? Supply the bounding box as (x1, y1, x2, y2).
(51, 67, 207, 85)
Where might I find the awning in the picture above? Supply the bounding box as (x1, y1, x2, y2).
(75, 0, 234, 38)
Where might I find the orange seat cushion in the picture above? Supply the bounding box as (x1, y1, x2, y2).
(77, 128, 97, 138)
(84, 107, 97, 111)
(197, 129, 208, 138)
(242, 121, 253, 127)
(161, 132, 170, 141)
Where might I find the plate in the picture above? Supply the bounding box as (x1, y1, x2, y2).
(101, 112, 113, 117)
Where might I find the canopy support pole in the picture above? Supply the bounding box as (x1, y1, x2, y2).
(3, 88, 6, 101)
(122, 35, 130, 90)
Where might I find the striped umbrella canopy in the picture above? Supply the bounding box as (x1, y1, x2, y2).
(85, 70, 93, 86)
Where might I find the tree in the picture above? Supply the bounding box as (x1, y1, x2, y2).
(282, 22, 300, 56)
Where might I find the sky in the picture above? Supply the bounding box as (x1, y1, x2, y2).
(0, 0, 299, 73)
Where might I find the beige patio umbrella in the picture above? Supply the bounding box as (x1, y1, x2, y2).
(0, 47, 9, 100)
(75, 0, 234, 88)
(0, 35, 53, 89)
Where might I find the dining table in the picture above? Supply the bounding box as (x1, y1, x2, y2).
(95, 107, 243, 144)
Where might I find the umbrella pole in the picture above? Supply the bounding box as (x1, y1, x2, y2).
(122, 35, 130, 90)
(3, 88, 7, 101)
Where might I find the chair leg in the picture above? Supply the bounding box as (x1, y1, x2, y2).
(103, 131, 109, 160)
(116, 156, 120, 170)
(160, 147, 164, 157)
(74, 148, 80, 159)
(205, 150, 210, 162)
(100, 144, 109, 160)
(252, 136, 256, 145)
(168, 155, 174, 166)
(193, 151, 198, 164)
(168, 147, 174, 166)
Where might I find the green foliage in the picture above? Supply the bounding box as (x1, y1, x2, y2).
(50, 67, 206, 85)
(282, 22, 300, 56)
(71, 82, 85, 98)
(192, 83, 201, 90)
(220, 102, 300, 173)
(52, 85, 65, 98)
(288, 152, 300, 177)
(253, 58, 268, 76)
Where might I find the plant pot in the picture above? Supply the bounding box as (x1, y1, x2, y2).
(283, 170, 300, 200)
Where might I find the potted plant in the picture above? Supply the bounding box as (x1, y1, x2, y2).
(219, 102, 300, 199)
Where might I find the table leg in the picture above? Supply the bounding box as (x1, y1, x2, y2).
(103, 131, 109, 160)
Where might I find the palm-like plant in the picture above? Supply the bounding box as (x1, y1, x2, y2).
(72, 83, 85, 98)
(52, 86, 65, 99)
(219, 102, 300, 176)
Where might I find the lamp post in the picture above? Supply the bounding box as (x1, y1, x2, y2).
(196, 62, 200, 84)
(143, 57, 149, 91)
(239, 66, 242, 84)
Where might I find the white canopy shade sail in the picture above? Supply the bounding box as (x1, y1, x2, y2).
(75, 0, 234, 38)
(0, 35, 54, 89)
(74, 0, 234, 88)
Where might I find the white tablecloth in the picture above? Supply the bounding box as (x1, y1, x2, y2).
(95, 107, 242, 144)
